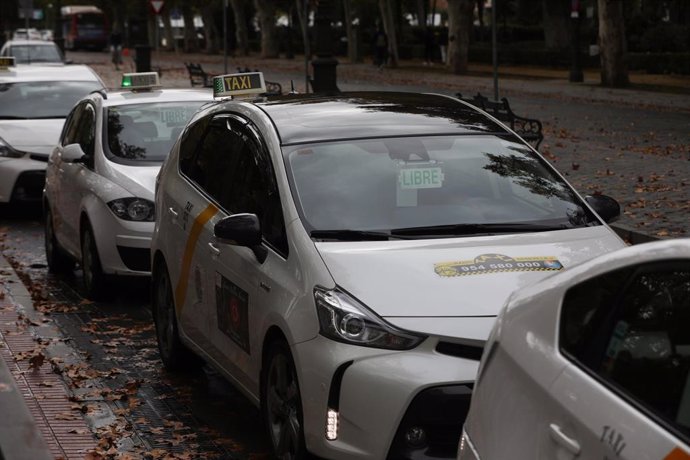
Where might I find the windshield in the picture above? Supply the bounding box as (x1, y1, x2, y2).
(0, 81, 102, 119)
(284, 135, 599, 237)
(105, 102, 206, 164)
(8, 44, 63, 63)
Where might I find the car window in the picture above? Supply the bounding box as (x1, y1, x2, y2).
(0, 81, 102, 119)
(104, 102, 205, 165)
(7, 44, 63, 63)
(283, 135, 598, 233)
(186, 114, 288, 256)
(77, 103, 96, 156)
(61, 103, 84, 146)
(561, 262, 690, 441)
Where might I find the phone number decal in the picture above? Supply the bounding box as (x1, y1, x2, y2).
(435, 254, 563, 277)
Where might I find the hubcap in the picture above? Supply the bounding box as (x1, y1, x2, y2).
(266, 353, 301, 459)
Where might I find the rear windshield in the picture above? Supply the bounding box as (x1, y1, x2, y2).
(0, 80, 102, 119)
(7, 44, 63, 63)
(105, 102, 206, 164)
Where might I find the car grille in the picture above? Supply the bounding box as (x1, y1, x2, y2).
(116, 246, 151, 272)
(29, 154, 50, 163)
(435, 341, 484, 361)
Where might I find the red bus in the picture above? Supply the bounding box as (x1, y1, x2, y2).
(61, 5, 109, 51)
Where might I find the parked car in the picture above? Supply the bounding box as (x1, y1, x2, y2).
(0, 59, 104, 204)
(458, 238, 690, 460)
(12, 28, 42, 40)
(1, 39, 66, 64)
(43, 72, 213, 299)
(150, 73, 628, 460)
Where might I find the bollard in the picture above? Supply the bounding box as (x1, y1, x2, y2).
(134, 44, 151, 72)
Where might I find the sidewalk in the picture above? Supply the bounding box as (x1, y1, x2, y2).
(0, 254, 97, 460)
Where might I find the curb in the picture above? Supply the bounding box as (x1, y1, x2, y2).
(0, 255, 53, 460)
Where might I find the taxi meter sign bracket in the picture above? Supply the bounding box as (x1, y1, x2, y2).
(213, 72, 266, 98)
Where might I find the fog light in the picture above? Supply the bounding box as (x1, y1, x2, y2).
(405, 426, 427, 447)
(326, 409, 339, 441)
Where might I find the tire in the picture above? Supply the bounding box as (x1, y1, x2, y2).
(81, 222, 107, 300)
(152, 261, 200, 372)
(261, 341, 307, 460)
(44, 207, 74, 273)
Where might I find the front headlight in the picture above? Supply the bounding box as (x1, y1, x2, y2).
(0, 137, 24, 158)
(108, 198, 155, 222)
(314, 286, 426, 350)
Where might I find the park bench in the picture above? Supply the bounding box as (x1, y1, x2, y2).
(184, 62, 212, 87)
(456, 92, 544, 150)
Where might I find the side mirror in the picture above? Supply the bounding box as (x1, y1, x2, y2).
(586, 194, 621, 223)
(62, 143, 86, 163)
(214, 213, 267, 263)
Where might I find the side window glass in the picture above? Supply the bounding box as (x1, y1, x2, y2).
(77, 104, 96, 156)
(179, 116, 210, 180)
(562, 263, 690, 439)
(61, 104, 84, 146)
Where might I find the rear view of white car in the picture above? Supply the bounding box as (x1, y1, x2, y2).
(459, 238, 690, 460)
(43, 73, 212, 299)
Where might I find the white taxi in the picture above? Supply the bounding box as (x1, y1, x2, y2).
(151, 73, 627, 460)
(459, 238, 690, 460)
(43, 73, 212, 299)
(0, 57, 104, 204)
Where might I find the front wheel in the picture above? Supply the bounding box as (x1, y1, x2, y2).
(261, 341, 307, 460)
(152, 261, 200, 372)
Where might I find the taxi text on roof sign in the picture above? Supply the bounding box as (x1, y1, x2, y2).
(213, 72, 266, 98)
(0, 57, 15, 70)
(121, 72, 161, 89)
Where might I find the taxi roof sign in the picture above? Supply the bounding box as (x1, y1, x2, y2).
(121, 72, 161, 90)
(0, 57, 15, 70)
(213, 72, 266, 98)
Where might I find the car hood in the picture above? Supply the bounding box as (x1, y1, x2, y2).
(315, 226, 624, 320)
(0, 119, 64, 155)
(106, 162, 160, 199)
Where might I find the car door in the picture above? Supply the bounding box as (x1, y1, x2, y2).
(548, 262, 690, 459)
(197, 114, 292, 393)
(57, 101, 98, 255)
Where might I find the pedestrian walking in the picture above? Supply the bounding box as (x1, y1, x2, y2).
(110, 26, 123, 70)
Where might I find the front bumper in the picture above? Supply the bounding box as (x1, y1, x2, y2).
(87, 201, 153, 276)
(0, 156, 48, 203)
(294, 335, 480, 460)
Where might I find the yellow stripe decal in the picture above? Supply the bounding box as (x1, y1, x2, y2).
(175, 203, 218, 313)
(665, 448, 690, 460)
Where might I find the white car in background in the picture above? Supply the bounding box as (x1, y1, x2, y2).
(43, 73, 212, 300)
(0, 39, 67, 64)
(459, 238, 690, 460)
(0, 59, 104, 204)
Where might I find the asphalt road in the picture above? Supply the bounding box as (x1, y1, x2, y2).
(1, 204, 273, 459)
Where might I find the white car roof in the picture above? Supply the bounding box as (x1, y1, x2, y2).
(0, 64, 103, 84)
(2, 39, 58, 47)
(101, 88, 214, 107)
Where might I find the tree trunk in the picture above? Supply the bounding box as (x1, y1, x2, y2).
(447, 0, 474, 74)
(230, 0, 250, 56)
(201, 4, 219, 54)
(598, 0, 629, 87)
(542, 0, 570, 50)
(378, 0, 398, 67)
(254, 0, 279, 58)
(162, 7, 175, 52)
(182, 5, 199, 52)
(415, 0, 427, 26)
(343, 0, 358, 62)
(295, 0, 310, 60)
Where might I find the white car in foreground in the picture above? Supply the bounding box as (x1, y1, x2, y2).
(43, 73, 212, 299)
(151, 73, 628, 460)
(459, 238, 690, 460)
(0, 59, 104, 203)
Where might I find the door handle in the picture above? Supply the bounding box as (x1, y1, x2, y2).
(168, 207, 178, 217)
(549, 423, 581, 456)
(208, 242, 220, 258)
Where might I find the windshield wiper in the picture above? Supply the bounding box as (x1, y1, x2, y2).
(391, 222, 568, 236)
(310, 229, 414, 241)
